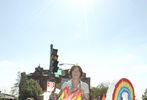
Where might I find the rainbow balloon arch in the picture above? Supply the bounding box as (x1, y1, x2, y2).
(106, 78, 135, 100)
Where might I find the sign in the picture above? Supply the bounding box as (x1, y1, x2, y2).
(54, 69, 62, 77)
(47, 82, 55, 93)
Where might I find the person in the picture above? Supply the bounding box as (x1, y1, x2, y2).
(60, 65, 89, 100)
(49, 83, 58, 100)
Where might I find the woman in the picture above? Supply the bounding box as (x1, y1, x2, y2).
(61, 65, 89, 100)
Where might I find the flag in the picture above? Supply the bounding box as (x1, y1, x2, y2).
(102, 94, 106, 100)
(58, 87, 81, 100)
(70, 89, 81, 100)
(58, 87, 70, 100)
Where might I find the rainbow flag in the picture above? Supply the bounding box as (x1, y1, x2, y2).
(58, 87, 81, 100)
(70, 89, 81, 100)
(58, 87, 70, 100)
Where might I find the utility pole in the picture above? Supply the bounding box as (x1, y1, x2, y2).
(59, 63, 75, 66)
(49, 44, 53, 71)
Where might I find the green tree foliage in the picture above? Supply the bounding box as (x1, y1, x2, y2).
(21, 79, 42, 100)
(142, 88, 147, 100)
(90, 87, 99, 98)
(19, 72, 43, 100)
(19, 72, 27, 100)
(11, 71, 21, 97)
(90, 82, 109, 99)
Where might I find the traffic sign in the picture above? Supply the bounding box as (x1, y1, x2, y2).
(47, 82, 55, 93)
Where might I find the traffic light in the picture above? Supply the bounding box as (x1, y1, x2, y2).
(50, 48, 59, 73)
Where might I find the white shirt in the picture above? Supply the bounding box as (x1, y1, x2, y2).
(61, 79, 89, 94)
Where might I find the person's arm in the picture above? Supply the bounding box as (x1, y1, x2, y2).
(82, 82, 89, 100)
(57, 90, 62, 99)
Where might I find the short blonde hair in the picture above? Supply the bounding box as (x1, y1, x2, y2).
(69, 65, 83, 78)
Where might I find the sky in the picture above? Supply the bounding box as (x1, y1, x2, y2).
(0, 0, 147, 99)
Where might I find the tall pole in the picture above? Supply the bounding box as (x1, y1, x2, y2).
(59, 63, 74, 66)
(50, 44, 53, 71)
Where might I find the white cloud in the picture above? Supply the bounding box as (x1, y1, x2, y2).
(0, 61, 18, 94)
(73, 32, 81, 39)
(119, 53, 134, 61)
(0, 60, 15, 67)
(133, 65, 147, 71)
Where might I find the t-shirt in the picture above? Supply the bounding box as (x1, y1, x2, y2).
(61, 79, 89, 94)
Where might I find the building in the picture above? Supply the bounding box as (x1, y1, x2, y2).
(27, 65, 51, 91)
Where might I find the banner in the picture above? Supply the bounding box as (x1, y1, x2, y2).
(58, 87, 81, 100)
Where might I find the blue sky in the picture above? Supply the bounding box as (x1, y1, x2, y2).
(0, 0, 147, 99)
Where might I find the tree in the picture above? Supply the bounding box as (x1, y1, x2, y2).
(19, 72, 28, 100)
(142, 88, 147, 100)
(19, 72, 43, 100)
(90, 82, 109, 99)
(21, 79, 42, 100)
(90, 87, 99, 98)
(97, 83, 108, 97)
(11, 71, 21, 97)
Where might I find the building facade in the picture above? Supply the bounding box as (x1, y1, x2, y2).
(27, 66, 51, 91)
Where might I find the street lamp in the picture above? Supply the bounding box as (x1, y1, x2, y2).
(59, 63, 75, 66)
(58, 63, 75, 75)
(58, 63, 74, 77)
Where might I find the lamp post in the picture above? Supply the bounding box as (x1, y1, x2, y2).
(58, 63, 75, 76)
(59, 63, 75, 66)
